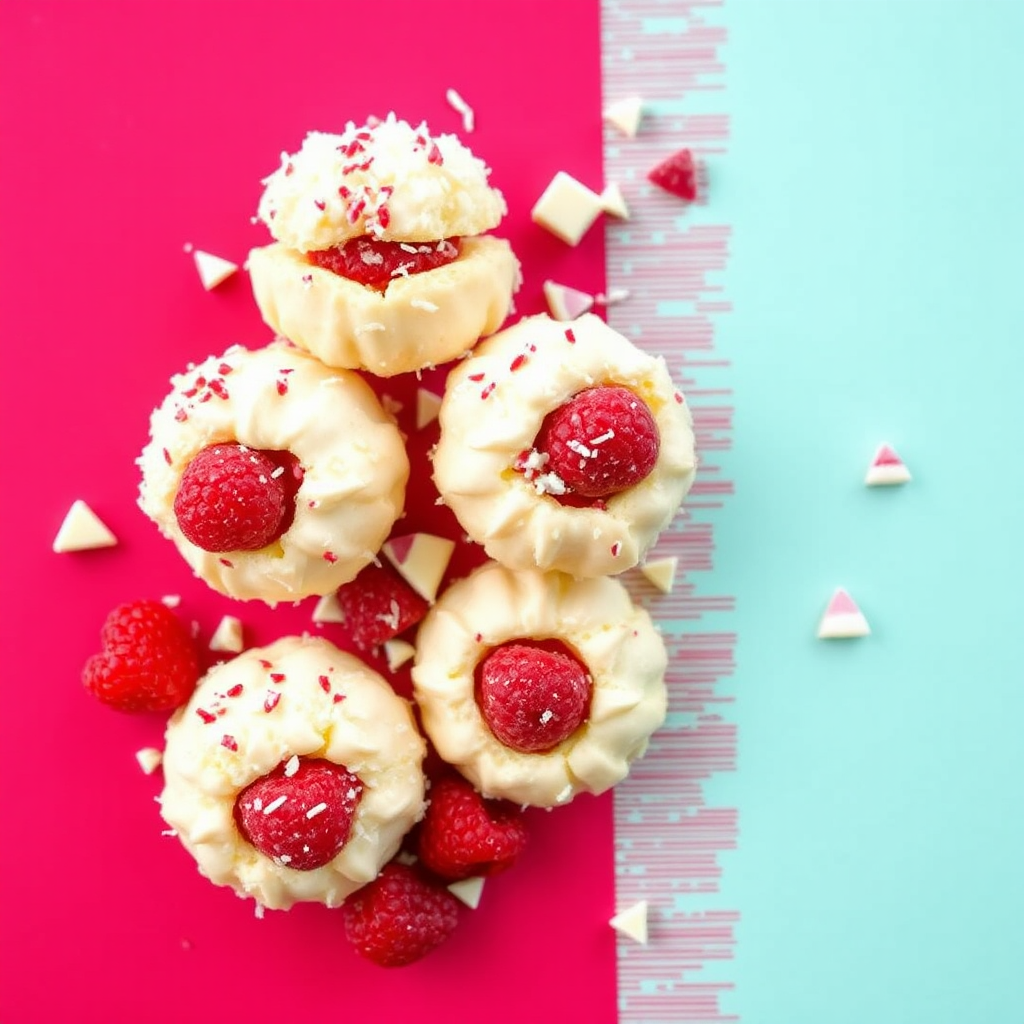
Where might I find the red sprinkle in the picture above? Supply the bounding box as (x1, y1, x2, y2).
(565, 329, 576, 344)
(510, 354, 527, 372)
(674, 391, 684, 403)
(468, 373, 485, 382)
(196, 708, 216, 724)
(319, 675, 331, 693)
(481, 383, 496, 400)
(162, 448, 172, 465)
(314, 199, 326, 211)
(208, 379, 229, 400)
(276, 380, 288, 396)
(259, 659, 273, 669)
(323, 551, 338, 564)
(219, 558, 234, 568)
(333, 693, 345, 704)
(218, 363, 234, 375)
(269, 673, 285, 683)
(264, 691, 281, 713)
(221, 735, 238, 751)
(226, 684, 244, 698)
(174, 408, 188, 422)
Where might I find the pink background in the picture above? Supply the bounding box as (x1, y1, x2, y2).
(0, 3, 614, 1023)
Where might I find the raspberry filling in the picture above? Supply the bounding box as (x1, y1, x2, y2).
(476, 640, 593, 754)
(233, 757, 363, 871)
(528, 385, 661, 501)
(174, 442, 304, 553)
(306, 236, 461, 289)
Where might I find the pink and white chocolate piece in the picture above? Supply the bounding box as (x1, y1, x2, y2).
(542, 280, 595, 321)
(383, 532, 455, 603)
(865, 443, 911, 486)
(817, 587, 870, 639)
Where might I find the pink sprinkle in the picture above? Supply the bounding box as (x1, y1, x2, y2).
(226, 684, 244, 698)
(565, 328, 576, 344)
(318, 675, 331, 693)
(378, 205, 391, 229)
(474, 633, 483, 643)
(276, 380, 288, 396)
(162, 448, 172, 465)
(269, 673, 285, 683)
(208, 379, 229, 400)
(323, 551, 338, 563)
(259, 659, 273, 669)
(611, 542, 622, 557)
(314, 199, 326, 211)
(427, 141, 444, 165)
(481, 382, 496, 400)
(674, 391, 684, 404)
(279, 367, 294, 375)
(510, 354, 527, 372)
(284, 162, 294, 176)
(219, 558, 233, 568)
(468, 372, 485, 382)
(174, 408, 188, 422)
(332, 693, 345, 704)
(264, 691, 281, 713)
(218, 363, 234, 375)
(196, 709, 216, 724)
(221, 735, 238, 752)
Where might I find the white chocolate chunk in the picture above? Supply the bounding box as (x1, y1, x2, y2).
(160, 594, 181, 608)
(193, 249, 238, 290)
(381, 394, 404, 417)
(817, 588, 870, 639)
(135, 747, 163, 775)
(865, 443, 911, 486)
(531, 171, 604, 246)
(542, 280, 594, 321)
(383, 533, 455, 603)
(603, 96, 644, 137)
(595, 287, 631, 306)
(640, 556, 678, 594)
(448, 876, 485, 909)
(415, 388, 443, 430)
(209, 615, 244, 653)
(600, 182, 630, 219)
(312, 593, 345, 624)
(445, 87, 475, 133)
(610, 900, 649, 943)
(384, 638, 416, 672)
(52, 499, 117, 553)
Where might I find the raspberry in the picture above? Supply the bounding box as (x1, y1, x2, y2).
(535, 386, 660, 499)
(173, 443, 296, 552)
(648, 147, 698, 201)
(82, 599, 199, 712)
(477, 642, 592, 754)
(343, 862, 460, 967)
(336, 562, 429, 650)
(234, 758, 362, 871)
(418, 775, 528, 881)
(307, 236, 461, 289)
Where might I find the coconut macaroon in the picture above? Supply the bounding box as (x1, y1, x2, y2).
(137, 342, 408, 604)
(411, 562, 668, 807)
(248, 114, 521, 377)
(160, 637, 426, 911)
(432, 313, 697, 578)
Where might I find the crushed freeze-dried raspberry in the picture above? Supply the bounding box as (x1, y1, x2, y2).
(307, 236, 461, 289)
(343, 862, 460, 967)
(534, 386, 660, 499)
(82, 599, 199, 712)
(647, 147, 698, 201)
(477, 641, 592, 753)
(418, 775, 528, 881)
(335, 562, 429, 650)
(234, 757, 362, 871)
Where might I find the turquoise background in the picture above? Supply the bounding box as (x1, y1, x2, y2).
(712, 2, 1024, 1022)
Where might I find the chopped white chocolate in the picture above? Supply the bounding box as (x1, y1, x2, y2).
(52, 499, 118, 553)
(383, 533, 455, 603)
(595, 287, 631, 306)
(610, 900, 649, 944)
(384, 638, 416, 672)
(448, 875, 485, 909)
(600, 182, 630, 219)
(445, 87, 475, 133)
(542, 280, 594, 321)
(209, 615, 244, 653)
(312, 592, 345, 625)
(415, 388, 443, 430)
(193, 250, 238, 291)
(865, 443, 912, 486)
(160, 594, 182, 608)
(817, 588, 870, 639)
(531, 171, 604, 246)
(640, 556, 678, 594)
(603, 96, 644, 137)
(135, 747, 163, 775)
(381, 394, 404, 417)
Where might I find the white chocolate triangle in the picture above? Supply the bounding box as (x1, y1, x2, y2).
(135, 747, 163, 775)
(209, 615, 244, 653)
(193, 249, 238, 290)
(383, 533, 455, 603)
(416, 388, 443, 430)
(448, 876, 485, 909)
(610, 900, 648, 943)
(52, 499, 117, 553)
(817, 588, 870, 639)
(603, 96, 644, 137)
(312, 592, 345, 624)
(531, 171, 604, 246)
(384, 638, 416, 672)
(865, 443, 911, 486)
(600, 182, 630, 219)
(640, 556, 678, 594)
(542, 280, 595, 321)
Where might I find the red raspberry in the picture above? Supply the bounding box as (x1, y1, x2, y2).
(535, 386, 660, 499)
(648, 147, 698, 201)
(174, 443, 295, 552)
(234, 758, 362, 871)
(336, 562, 429, 650)
(307, 236, 461, 289)
(82, 599, 199, 712)
(343, 862, 460, 967)
(418, 775, 528, 881)
(477, 642, 592, 754)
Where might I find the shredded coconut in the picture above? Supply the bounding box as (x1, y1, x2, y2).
(263, 795, 287, 815)
(306, 802, 328, 820)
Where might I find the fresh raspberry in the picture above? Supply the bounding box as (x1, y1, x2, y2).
(336, 562, 429, 650)
(477, 642, 592, 754)
(307, 236, 461, 289)
(234, 758, 362, 871)
(418, 775, 528, 881)
(343, 862, 460, 967)
(82, 599, 199, 712)
(535, 386, 660, 499)
(648, 147, 698, 201)
(174, 443, 296, 552)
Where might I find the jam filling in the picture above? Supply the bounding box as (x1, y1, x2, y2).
(307, 236, 461, 289)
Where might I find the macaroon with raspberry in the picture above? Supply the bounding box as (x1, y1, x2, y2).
(137, 341, 408, 603)
(248, 113, 521, 377)
(432, 313, 696, 578)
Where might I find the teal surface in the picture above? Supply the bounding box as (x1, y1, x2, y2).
(713, 2, 1024, 1022)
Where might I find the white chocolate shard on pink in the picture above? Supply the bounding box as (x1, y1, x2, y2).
(542, 280, 595, 322)
(52, 499, 118, 553)
(817, 588, 870, 639)
(603, 96, 644, 137)
(600, 182, 630, 219)
(865, 443, 911, 486)
(209, 615, 244, 653)
(445, 87, 475, 133)
(383, 533, 455, 603)
(595, 287, 631, 306)
(640, 556, 678, 594)
(312, 592, 345, 625)
(193, 249, 238, 291)
(384, 638, 416, 672)
(447, 875, 485, 909)
(135, 747, 163, 775)
(531, 171, 604, 246)
(415, 388, 443, 430)
(610, 900, 649, 943)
